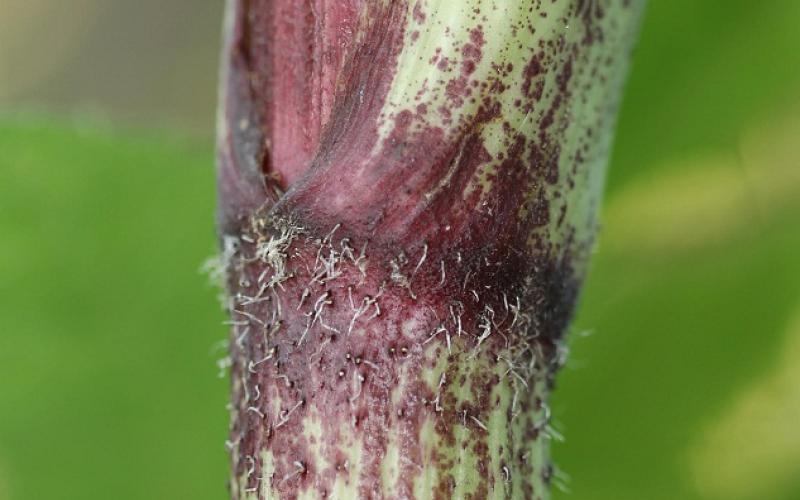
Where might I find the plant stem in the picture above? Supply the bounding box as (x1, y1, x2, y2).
(216, 0, 643, 498)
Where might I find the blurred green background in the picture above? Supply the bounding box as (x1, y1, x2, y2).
(1, 1, 798, 499)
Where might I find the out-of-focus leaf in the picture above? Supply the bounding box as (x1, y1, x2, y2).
(609, 0, 800, 195)
(689, 305, 800, 499)
(0, 116, 228, 500)
(602, 110, 800, 254)
(553, 109, 800, 500)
